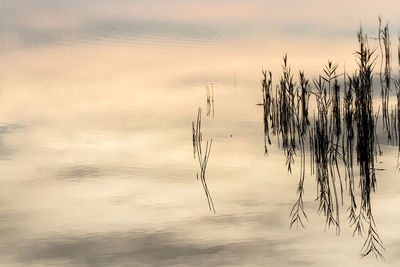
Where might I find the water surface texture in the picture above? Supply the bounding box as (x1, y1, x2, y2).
(1, 1, 400, 266)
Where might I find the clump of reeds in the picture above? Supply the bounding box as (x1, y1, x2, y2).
(260, 55, 298, 167)
(259, 58, 311, 228)
(192, 107, 215, 213)
(353, 29, 384, 259)
(312, 62, 342, 234)
(278, 55, 298, 173)
(258, 24, 391, 259)
(289, 70, 311, 229)
(262, 70, 273, 154)
(313, 75, 336, 229)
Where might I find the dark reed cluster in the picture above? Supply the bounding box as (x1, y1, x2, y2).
(259, 24, 400, 258)
(192, 107, 215, 213)
(261, 55, 312, 229)
(312, 61, 343, 235)
(261, 70, 272, 154)
(353, 30, 384, 258)
(378, 18, 400, 153)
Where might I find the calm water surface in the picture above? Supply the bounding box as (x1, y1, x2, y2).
(1, 1, 400, 266)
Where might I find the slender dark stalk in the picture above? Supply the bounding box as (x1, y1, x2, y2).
(344, 74, 357, 225)
(378, 17, 392, 143)
(290, 71, 311, 229)
(192, 108, 215, 213)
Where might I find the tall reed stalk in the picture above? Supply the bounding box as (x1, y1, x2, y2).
(192, 108, 215, 213)
(379, 17, 392, 143)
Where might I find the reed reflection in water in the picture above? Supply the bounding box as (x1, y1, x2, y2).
(260, 22, 400, 259)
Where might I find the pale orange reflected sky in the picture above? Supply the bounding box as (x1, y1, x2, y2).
(1, 1, 400, 266)
(1, 0, 400, 48)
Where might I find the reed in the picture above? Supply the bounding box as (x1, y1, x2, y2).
(192, 107, 215, 213)
(289, 70, 311, 229)
(344, 74, 357, 225)
(378, 17, 392, 143)
(262, 70, 273, 154)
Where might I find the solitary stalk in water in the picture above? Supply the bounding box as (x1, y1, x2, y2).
(192, 107, 215, 213)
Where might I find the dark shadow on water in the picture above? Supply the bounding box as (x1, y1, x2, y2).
(57, 165, 107, 180)
(9, 227, 310, 266)
(0, 123, 24, 160)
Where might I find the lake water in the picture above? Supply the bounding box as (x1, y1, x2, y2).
(1, 1, 400, 266)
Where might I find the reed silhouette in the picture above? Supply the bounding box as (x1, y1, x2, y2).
(354, 30, 384, 259)
(378, 17, 392, 143)
(258, 23, 400, 259)
(290, 70, 311, 229)
(261, 70, 272, 154)
(192, 107, 215, 213)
